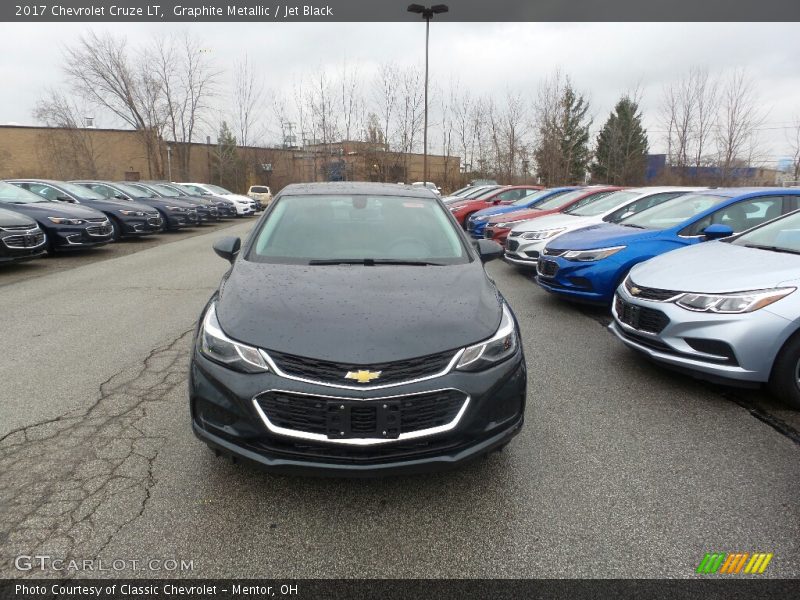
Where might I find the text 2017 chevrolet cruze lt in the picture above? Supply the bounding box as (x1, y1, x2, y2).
(190, 182, 527, 475)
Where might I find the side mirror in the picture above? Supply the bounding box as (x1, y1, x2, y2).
(702, 223, 734, 240)
(114, 194, 130, 201)
(476, 239, 503, 263)
(56, 195, 74, 203)
(213, 236, 241, 263)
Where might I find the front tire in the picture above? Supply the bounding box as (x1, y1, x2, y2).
(768, 332, 800, 409)
(109, 218, 122, 242)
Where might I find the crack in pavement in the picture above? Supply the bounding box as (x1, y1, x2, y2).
(0, 328, 194, 579)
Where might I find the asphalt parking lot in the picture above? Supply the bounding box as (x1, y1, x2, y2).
(1, 221, 798, 579)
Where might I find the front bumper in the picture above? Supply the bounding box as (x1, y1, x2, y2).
(483, 226, 513, 243)
(0, 228, 47, 262)
(503, 235, 546, 267)
(609, 286, 794, 385)
(47, 221, 113, 250)
(119, 214, 163, 236)
(234, 203, 256, 216)
(535, 255, 623, 304)
(189, 347, 526, 476)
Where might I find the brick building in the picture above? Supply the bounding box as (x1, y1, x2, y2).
(0, 125, 461, 193)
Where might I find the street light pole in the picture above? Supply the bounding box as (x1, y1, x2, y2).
(166, 144, 172, 181)
(407, 4, 448, 186)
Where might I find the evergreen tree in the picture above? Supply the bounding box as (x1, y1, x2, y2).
(590, 95, 650, 185)
(534, 79, 592, 185)
(212, 121, 245, 191)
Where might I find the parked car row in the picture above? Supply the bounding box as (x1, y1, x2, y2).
(0, 178, 260, 263)
(486, 183, 800, 409)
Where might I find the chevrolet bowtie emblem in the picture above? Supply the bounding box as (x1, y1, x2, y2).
(344, 370, 382, 384)
(630, 286, 641, 296)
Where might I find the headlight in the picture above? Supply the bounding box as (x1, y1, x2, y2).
(456, 304, 519, 371)
(118, 210, 145, 216)
(166, 206, 186, 212)
(47, 217, 84, 225)
(198, 304, 269, 373)
(563, 246, 626, 262)
(675, 288, 795, 314)
(521, 228, 566, 241)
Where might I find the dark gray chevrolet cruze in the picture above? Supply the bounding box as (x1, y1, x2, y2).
(190, 182, 527, 475)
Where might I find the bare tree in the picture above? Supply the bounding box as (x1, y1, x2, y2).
(62, 31, 165, 177)
(232, 54, 265, 148)
(151, 33, 219, 181)
(788, 116, 800, 183)
(32, 89, 106, 177)
(715, 69, 767, 184)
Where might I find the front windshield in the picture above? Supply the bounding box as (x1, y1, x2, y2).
(179, 184, 210, 195)
(248, 194, 468, 265)
(528, 189, 585, 210)
(621, 193, 727, 230)
(565, 191, 639, 216)
(510, 188, 558, 207)
(205, 184, 233, 195)
(0, 182, 48, 203)
(732, 209, 800, 253)
(462, 186, 495, 199)
(59, 182, 106, 200)
(149, 183, 181, 197)
(118, 183, 157, 198)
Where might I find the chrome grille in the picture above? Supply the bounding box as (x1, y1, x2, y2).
(624, 277, 681, 302)
(3, 231, 45, 249)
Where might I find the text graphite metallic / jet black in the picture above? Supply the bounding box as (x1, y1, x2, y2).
(190, 182, 527, 475)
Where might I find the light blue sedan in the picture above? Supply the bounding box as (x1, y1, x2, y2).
(610, 208, 800, 408)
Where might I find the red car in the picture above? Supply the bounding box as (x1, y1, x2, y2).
(482, 186, 624, 243)
(447, 185, 543, 227)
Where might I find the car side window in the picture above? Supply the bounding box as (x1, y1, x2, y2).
(680, 196, 784, 236)
(86, 184, 114, 198)
(494, 190, 519, 201)
(27, 183, 61, 200)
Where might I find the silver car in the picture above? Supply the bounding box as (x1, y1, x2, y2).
(610, 208, 800, 408)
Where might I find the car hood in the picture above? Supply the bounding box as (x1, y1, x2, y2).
(137, 198, 197, 209)
(0, 201, 105, 219)
(547, 223, 662, 251)
(82, 198, 155, 213)
(0, 207, 36, 227)
(223, 193, 253, 203)
(489, 207, 557, 224)
(215, 261, 502, 363)
(473, 204, 523, 218)
(511, 212, 593, 233)
(629, 240, 800, 293)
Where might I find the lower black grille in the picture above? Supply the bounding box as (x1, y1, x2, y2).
(537, 258, 559, 277)
(256, 389, 467, 439)
(3, 231, 45, 248)
(507, 240, 519, 251)
(625, 277, 680, 301)
(615, 295, 670, 334)
(86, 224, 112, 236)
(269, 349, 456, 386)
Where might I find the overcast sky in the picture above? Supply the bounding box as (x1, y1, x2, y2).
(1, 22, 799, 165)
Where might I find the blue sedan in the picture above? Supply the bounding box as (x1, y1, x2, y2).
(536, 188, 800, 305)
(467, 186, 580, 238)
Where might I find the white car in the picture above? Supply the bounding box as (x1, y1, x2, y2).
(247, 185, 273, 208)
(411, 181, 441, 196)
(179, 183, 257, 216)
(504, 187, 706, 269)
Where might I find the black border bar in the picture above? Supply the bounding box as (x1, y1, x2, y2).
(2, 579, 799, 600)
(3, 0, 800, 22)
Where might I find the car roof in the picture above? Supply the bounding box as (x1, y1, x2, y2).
(279, 181, 437, 198)
(5, 178, 68, 186)
(698, 187, 800, 198)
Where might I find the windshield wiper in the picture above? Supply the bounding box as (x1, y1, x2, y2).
(308, 258, 445, 266)
(742, 244, 800, 255)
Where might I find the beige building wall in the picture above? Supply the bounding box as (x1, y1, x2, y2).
(0, 125, 461, 193)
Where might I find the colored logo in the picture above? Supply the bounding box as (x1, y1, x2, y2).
(344, 370, 382, 384)
(696, 552, 773, 574)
